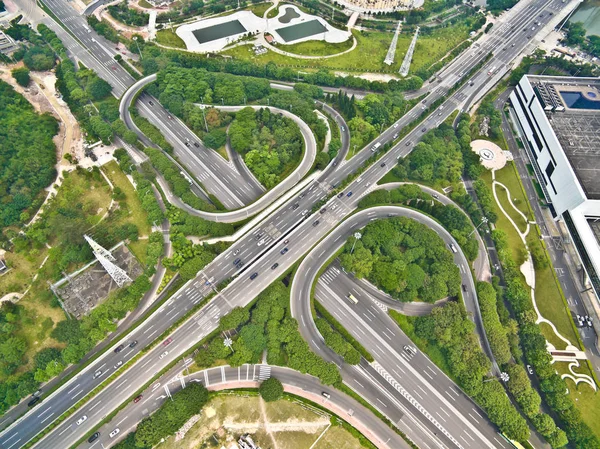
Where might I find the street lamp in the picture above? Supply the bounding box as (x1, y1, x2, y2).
(468, 216, 488, 237)
(133, 36, 142, 60)
(350, 231, 362, 254)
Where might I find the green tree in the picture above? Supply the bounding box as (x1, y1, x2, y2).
(11, 67, 30, 87)
(259, 377, 284, 402)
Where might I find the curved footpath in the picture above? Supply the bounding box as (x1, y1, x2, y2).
(120, 75, 345, 223)
(84, 362, 409, 449)
(291, 206, 506, 449)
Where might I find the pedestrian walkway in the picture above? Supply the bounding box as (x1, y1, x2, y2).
(490, 169, 597, 390)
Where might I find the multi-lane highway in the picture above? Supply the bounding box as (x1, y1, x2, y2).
(0, 0, 579, 446)
(291, 206, 511, 449)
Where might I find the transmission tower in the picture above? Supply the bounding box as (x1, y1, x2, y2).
(399, 26, 420, 77)
(384, 20, 402, 66)
(95, 253, 132, 288)
(84, 235, 132, 287)
(84, 234, 115, 261)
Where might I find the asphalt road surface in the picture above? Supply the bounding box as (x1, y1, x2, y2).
(291, 205, 510, 449)
(0, 0, 575, 446)
(81, 363, 411, 449)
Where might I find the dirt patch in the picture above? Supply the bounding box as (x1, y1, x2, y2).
(161, 394, 359, 449)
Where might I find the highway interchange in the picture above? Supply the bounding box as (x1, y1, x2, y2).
(0, 0, 584, 447)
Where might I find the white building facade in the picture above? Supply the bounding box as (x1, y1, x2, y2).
(509, 74, 600, 299)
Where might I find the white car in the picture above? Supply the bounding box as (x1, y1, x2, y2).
(527, 365, 534, 375)
(109, 428, 120, 438)
(160, 351, 169, 359)
(76, 415, 88, 425)
(393, 123, 399, 128)
(114, 361, 123, 369)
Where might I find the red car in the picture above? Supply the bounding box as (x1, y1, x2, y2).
(133, 395, 143, 403)
(163, 337, 172, 346)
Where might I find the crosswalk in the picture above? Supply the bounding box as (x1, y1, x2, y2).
(320, 267, 340, 285)
(258, 365, 271, 381)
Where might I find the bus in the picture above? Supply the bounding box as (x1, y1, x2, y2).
(347, 293, 358, 304)
(487, 66, 496, 76)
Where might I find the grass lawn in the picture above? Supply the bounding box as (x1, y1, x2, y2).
(388, 310, 454, 380)
(103, 161, 151, 236)
(313, 425, 363, 449)
(138, 0, 153, 7)
(103, 161, 151, 264)
(535, 263, 580, 348)
(159, 394, 361, 449)
(223, 25, 469, 74)
(279, 38, 355, 57)
(0, 247, 47, 298)
(494, 162, 533, 221)
(495, 183, 528, 234)
(246, 1, 272, 17)
(481, 170, 526, 264)
(156, 28, 186, 49)
(553, 360, 600, 439)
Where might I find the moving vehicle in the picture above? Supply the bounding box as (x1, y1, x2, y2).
(527, 365, 534, 375)
(148, 100, 154, 106)
(380, 162, 386, 167)
(133, 395, 143, 403)
(88, 432, 100, 443)
(250, 272, 259, 280)
(403, 345, 417, 356)
(129, 340, 138, 348)
(271, 263, 279, 270)
(160, 351, 169, 359)
(320, 208, 327, 214)
(283, 239, 289, 245)
(233, 249, 240, 256)
(346, 192, 353, 197)
(292, 203, 299, 210)
(347, 294, 358, 304)
(114, 360, 123, 369)
(370, 142, 381, 152)
(76, 415, 88, 425)
(322, 392, 331, 399)
(110, 428, 120, 438)
(462, 284, 467, 292)
(27, 396, 40, 407)
(163, 337, 172, 346)
(281, 248, 288, 255)
(114, 344, 124, 353)
(233, 258, 241, 266)
(337, 192, 344, 198)
(312, 220, 320, 227)
(93, 370, 103, 379)
(487, 66, 496, 76)
(449, 243, 458, 253)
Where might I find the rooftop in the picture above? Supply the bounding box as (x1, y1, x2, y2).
(529, 75, 600, 200)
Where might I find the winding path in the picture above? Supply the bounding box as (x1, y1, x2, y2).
(490, 169, 596, 390)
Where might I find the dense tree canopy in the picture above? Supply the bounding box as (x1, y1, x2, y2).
(259, 377, 284, 402)
(0, 80, 58, 228)
(135, 383, 208, 447)
(340, 217, 461, 302)
(229, 107, 303, 188)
